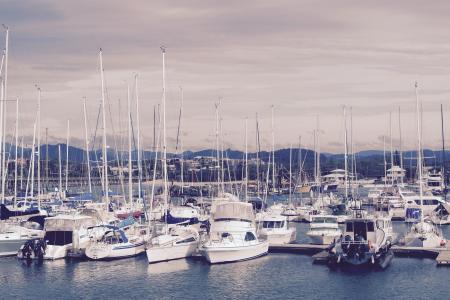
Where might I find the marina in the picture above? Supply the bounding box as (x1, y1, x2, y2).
(3, 1, 450, 299)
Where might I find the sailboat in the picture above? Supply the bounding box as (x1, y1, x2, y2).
(403, 82, 447, 249)
(146, 47, 200, 264)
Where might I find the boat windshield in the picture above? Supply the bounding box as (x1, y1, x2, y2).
(44, 231, 73, 246)
(312, 217, 336, 224)
(262, 221, 284, 228)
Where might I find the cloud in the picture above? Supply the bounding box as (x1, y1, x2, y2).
(1, 0, 450, 153)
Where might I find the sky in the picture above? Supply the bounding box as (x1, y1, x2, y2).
(1, 0, 450, 154)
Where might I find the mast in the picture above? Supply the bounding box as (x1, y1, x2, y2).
(127, 84, 132, 205)
(271, 105, 275, 192)
(383, 135, 387, 189)
(298, 136, 302, 203)
(161, 46, 169, 233)
(36, 86, 41, 204)
(45, 128, 48, 190)
(58, 144, 62, 198)
(245, 117, 248, 202)
(1, 25, 7, 205)
(83, 97, 92, 193)
(289, 143, 292, 204)
(179, 87, 184, 195)
(390, 111, 394, 186)
(441, 104, 446, 195)
(343, 106, 348, 200)
(135, 74, 142, 200)
(0, 51, 4, 204)
(99, 49, 109, 211)
(398, 107, 403, 185)
(65, 120, 69, 192)
(415, 82, 424, 223)
(13, 97, 18, 207)
(30, 122, 36, 205)
(215, 101, 221, 194)
(255, 113, 261, 198)
(20, 137, 23, 190)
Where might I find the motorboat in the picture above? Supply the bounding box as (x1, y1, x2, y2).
(201, 201, 268, 264)
(40, 215, 97, 260)
(0, 218, 44, 257)
(328, 212, 394, 269)
(307, 215, 341, 245)
(146, 225, 199, 263)
(258, 214, 296, 245)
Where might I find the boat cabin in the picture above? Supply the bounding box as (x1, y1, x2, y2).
(344, 218, 376, 243)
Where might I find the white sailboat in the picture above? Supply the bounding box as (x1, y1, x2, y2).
(146, 47, 200, 264)
(404, 82, 447, 249)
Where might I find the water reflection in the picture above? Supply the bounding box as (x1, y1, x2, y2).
(147, 259, 190, 275)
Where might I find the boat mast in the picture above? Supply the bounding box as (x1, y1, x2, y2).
(65, 120, 69, 193)
(343, 106, 348, 201)
(1, 26, 7, 205)
(127, 84, 132, 206)
(245, 117, 248, 202)
(83, 97, 92, 193)
(215, 101, 221, 195)
(161, 46, 169, 233)
(58, 144, 62, 199)
(390, 111, 394, 186)
(441, 104, 446, 195)
(13, 97, 18, 206)
(99, 49, 109, 211)
(289, 143, 292, 204)
(255, 113, 260, 198)
(135, 75, 142, 201)
(398, 107, 403, 185)
(298, 136, 302, 204)
(415, 82, 424, 223)
(30, 122, 36, 204)
(271, 105, 275, 193)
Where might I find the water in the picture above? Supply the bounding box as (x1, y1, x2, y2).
(2, 222, 450, 300)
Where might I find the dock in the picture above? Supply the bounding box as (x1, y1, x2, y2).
(268, 243, 450, 266)
(436, 250, 450, 265)
(269, 243, 329, 255)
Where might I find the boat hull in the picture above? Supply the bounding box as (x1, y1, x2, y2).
(146, 241, 198, 263)
(307, 233, 339, 245)
(86, 242, 146, 260)
(0, 239, 27, 257)
(259, 230, 296, 245)
(202, 241, 269, 264)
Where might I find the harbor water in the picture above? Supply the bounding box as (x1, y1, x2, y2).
(2, 222, 450, 300)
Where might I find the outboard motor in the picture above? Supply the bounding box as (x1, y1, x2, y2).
(20, 240, 35, 260)
(33, 239, 46, 260)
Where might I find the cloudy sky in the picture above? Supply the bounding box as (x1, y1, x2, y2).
(1, 0, 450, 153)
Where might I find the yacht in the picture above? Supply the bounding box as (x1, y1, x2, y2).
(201, 201, 268, 264)
(258, 214, 296, 245)
(41, 215, 97, 260)
(329, 212, 394, 268)
(430, 202, 450, 225)
(0, 219, 44, 257)
(307, 215, 341, 245)
(85, 224, 148, 260)
(146, 225, 199, 263)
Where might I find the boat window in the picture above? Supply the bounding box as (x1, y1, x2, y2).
(353, 222, 367, 240)
(244, 232, 256, 241)
(221, 232, 231, 238)
(176, 237, 196, 244)
(280, 221, 285, 228)
(367, 222, 374, 232)
(44, 231, 73, 246)
(346, 222, 353, 232)
(263, 221, 273, 229)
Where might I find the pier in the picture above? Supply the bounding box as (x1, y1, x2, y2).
(269, 242, 450, 265)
